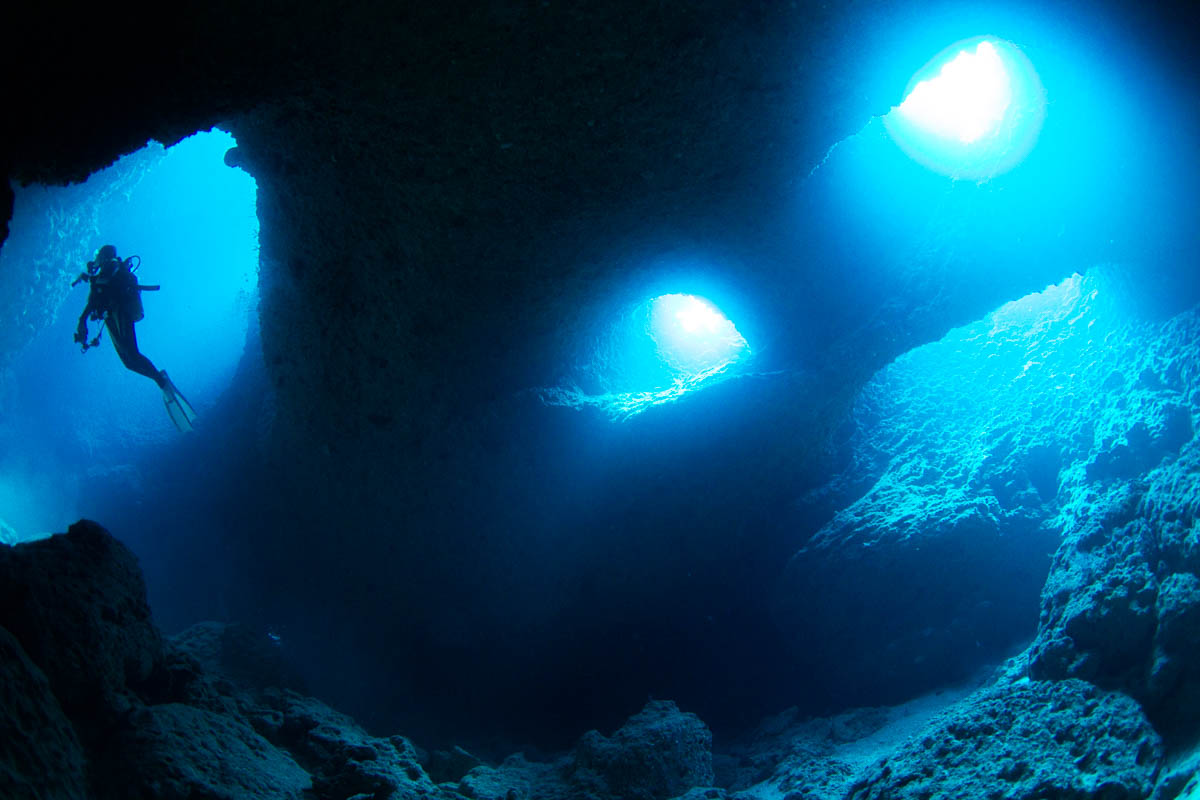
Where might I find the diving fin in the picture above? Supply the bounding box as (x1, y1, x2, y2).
(159, 371, 198, 433)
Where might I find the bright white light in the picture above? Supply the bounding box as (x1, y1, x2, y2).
(650, 294, 749, 376)
(898, 41, 1012, 143)
(675, 298, 726, 334)
(538, 291, 752, 419)
(884, 37, 1044, 179)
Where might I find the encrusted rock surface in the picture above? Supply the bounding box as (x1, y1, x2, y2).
(1028, 305, 1200, 738)
(448, 700, 716, 800)
(779, 272, 1200, 709)
(570, 699, 715, 800)
(3, 519, 1200, 799)
(0, 522, 724, 800)
(0, 520, 162, 741)
(115, 702, 310, 800)
(847, 679, 1162, 800)
(0, 625, 87, 800)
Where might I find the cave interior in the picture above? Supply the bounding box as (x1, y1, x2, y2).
(2, 0, 1200, 759)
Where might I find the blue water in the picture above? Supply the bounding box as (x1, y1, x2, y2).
(0, 130, 257, 541)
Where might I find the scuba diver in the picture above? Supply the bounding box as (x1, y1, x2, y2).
(73, 244, 198, 432)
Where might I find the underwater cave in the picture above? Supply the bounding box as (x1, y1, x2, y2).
(2, 1, 1199, 798)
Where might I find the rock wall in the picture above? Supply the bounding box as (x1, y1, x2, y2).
(778, 271, 1200, 710)
(1028, 304, 1200, 740)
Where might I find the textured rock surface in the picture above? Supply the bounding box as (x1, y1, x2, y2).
(0, 625, 88, 800)
(3, 519, 1200, 800)
(719, 688, 974, 800)
(171, 620, 305, 694)
(571, 700, 715, 800)
(454, 754, 571, 800)
(0, 520, 162, 739)
(0, 524, 446, 800)
(448, 700, 716, 800)
(259, 689, 441, 800)
(779, 272, 1200, 708)
(0, 521, 729, 800)
(116, 702, 310, 800)
(1028, 305, 1200, 738)
(846, 679, 1162, 800)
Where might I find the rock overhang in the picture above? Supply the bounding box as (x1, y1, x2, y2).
(4, 0, 1196, 443)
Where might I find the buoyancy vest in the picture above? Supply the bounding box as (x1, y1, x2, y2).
(89, 258, 144, 322)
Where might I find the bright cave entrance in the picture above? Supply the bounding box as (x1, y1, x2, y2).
(0, 129, 259, 543)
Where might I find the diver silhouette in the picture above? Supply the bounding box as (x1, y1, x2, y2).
(73, 244, 198, 432)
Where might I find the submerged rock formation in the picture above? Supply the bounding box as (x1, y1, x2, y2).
(3, 521, 1200, 799)
(846, 679, 1161, 800)
(0, 522, 722, 800)
(1028, 313, 1200, 739)
(778, 272, 1200, 713)
(0, 625, 87, 800)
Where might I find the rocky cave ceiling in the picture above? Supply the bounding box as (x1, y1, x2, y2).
(5, 0, 1195, 450)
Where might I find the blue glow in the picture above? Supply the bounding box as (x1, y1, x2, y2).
(884, 37, 1045, 179)
(0, 128, 258, 540)
(542, 289, 751, 420)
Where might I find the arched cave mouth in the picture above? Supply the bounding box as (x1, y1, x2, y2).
(0, 129, 258, 543)
(541, 278, 753, 419)
(882, 36, 1045, 180)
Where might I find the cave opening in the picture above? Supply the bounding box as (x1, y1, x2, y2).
(882, 36, 1045, 180)
(539, 261, 755, 421)
(0, 128, 258, 544)
(649, 293, 749, 379)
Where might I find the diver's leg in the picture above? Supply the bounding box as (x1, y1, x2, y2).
(106, 315, 165, 388)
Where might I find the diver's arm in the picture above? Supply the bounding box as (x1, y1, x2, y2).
(75, 296, 97, 342)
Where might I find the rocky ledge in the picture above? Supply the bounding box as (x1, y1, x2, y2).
(4, 520, 1200, 800)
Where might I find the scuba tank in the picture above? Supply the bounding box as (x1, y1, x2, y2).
(73, 248, 160, 353)
(74, 253, 160, 326)
(124, 256, 146, 322)
(96, 255, 157, 321)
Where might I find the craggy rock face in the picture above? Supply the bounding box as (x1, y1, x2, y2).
(4, 0, 1200, 748)
(0, 626, 88, 800)
(0, 521, 162, 732)
(846, 679, 1162, 800)
(776, 272, 1200, 712)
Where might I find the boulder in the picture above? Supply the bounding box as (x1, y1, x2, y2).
(0, 520, 162, 738)
(846, 680, 1161, 800)
(0, 625, 88, 800)
(454, 753, 571, 800)
(449, 701, 716, 800)
(570, 700, 714, 800)
(427, 745, 485, 785)
(260, 689, 440, 800)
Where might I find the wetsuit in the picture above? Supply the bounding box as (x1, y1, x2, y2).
(76, 257, 165, 388)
